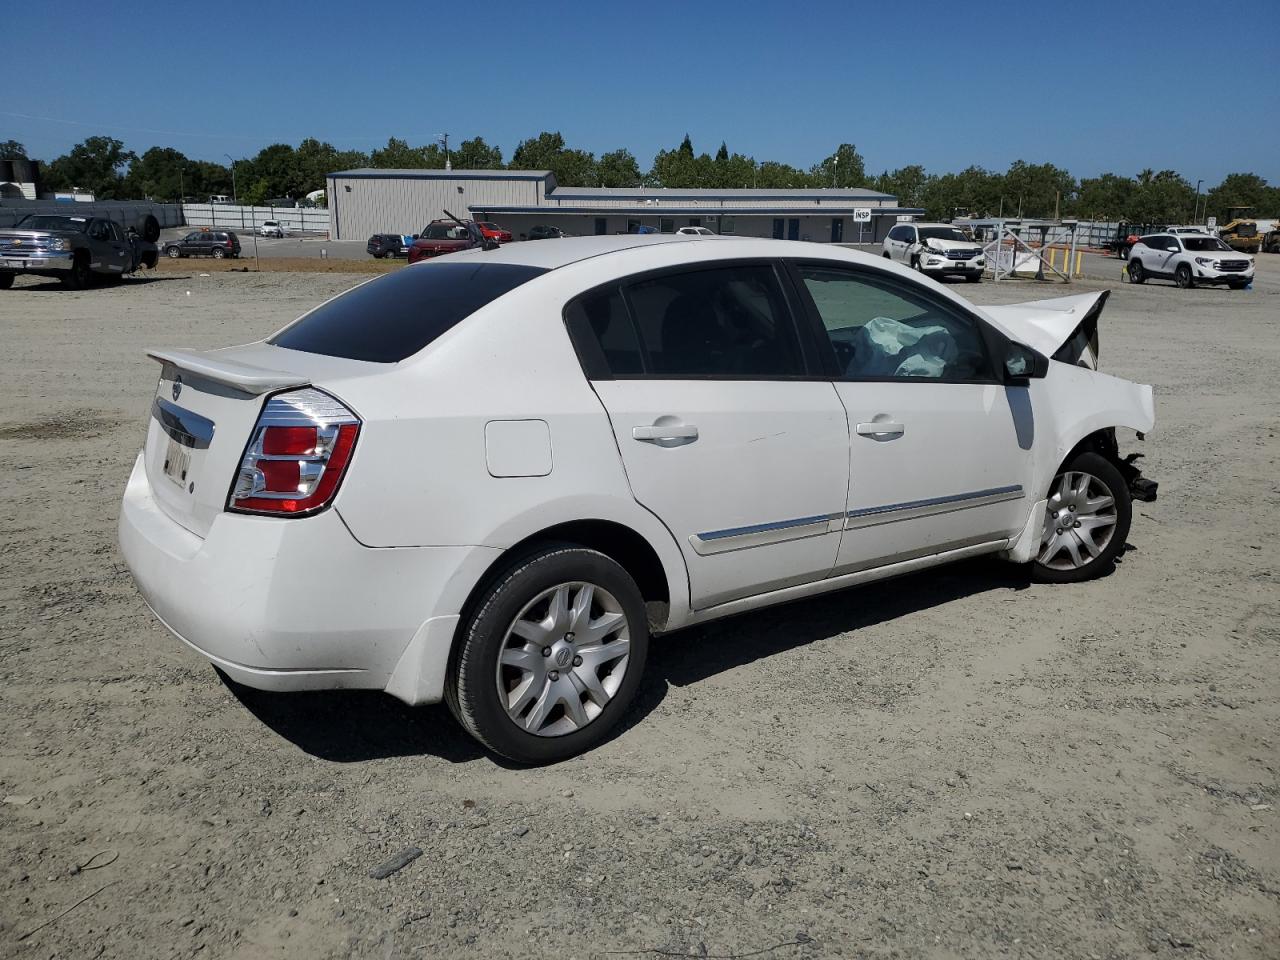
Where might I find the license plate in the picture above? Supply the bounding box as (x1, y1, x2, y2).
(163, 437, 192, 487)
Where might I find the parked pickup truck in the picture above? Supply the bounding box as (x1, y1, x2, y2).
(0, 214, 159, 289)
(1105, 222, 1166, 260)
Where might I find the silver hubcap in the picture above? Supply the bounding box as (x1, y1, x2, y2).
(495, 582, 630, 737)
(1038, 470, 1118, 570)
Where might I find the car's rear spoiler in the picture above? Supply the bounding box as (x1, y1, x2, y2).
(146, 348, 310, 395)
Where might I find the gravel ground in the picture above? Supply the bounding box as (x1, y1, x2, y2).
(1, 261, 1277, 959)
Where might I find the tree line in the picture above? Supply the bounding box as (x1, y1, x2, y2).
(2, 134, 1275, 224)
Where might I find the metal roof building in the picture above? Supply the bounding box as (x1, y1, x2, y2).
(326, 168, 920, 243)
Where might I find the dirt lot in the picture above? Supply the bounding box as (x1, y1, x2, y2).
(1, 261, 1277, 960)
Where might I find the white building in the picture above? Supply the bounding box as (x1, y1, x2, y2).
(325, 168, 920, 243)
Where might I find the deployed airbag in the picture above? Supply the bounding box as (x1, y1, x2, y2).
(850, 316, 957, 378)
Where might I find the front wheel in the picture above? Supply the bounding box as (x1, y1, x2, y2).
(882, 251, 891, 259)
(1175, 264, 1194, 289)
(965, 273, 982, 283)
(61, 253, 93, 289)
(0, 272, 13, 290)
(1032, 452, 1132, 583)
(1127, 259, 1145, 284)
(447, 546, 649, 764)
(1118, 246, 1129, 260)
(211, 247, 226, 259)
(166, 246, 181, 258)
(1228, 280, 1248, 289)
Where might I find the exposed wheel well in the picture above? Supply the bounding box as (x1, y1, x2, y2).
(457, 520, 673, 637)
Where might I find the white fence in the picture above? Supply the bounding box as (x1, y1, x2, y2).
(180, 203, 330, 235)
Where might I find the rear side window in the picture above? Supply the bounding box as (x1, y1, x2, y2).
(626, 264, 804, 377)
(564, 287, 644, 376)
(270, 262, 547, 363)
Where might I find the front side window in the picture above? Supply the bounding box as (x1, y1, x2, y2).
(625, 264, 804, 377)
(795, 264, 992, 381)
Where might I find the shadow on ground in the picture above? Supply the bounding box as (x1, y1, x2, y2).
(225, 556, 1034, 766)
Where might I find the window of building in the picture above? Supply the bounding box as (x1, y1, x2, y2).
(660, 218, 675, 234)
(688, 218, 701, 228)
(594, 217, 607, 236)
(721, 217, 735, 234)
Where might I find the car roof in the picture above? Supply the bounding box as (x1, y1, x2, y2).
(434, 234, 902, 273)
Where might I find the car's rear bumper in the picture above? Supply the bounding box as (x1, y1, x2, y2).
(118, 452, 497, 703)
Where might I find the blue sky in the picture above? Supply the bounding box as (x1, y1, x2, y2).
(6, 1, 1278, 183)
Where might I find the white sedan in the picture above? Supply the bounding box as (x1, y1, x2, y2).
(259, 220, 285, 238)
(119, 236, 1157, 763)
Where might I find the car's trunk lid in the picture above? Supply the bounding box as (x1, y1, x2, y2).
(142, 344, 380, 538)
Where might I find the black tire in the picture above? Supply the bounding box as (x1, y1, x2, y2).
(1175, 264, 1194, 289)
(166, 245, 181, 259)
(1127, 259, 1145, 284)
(141, 214, 160, 243)
(447, 545, 649, 764)
(965, 273, 982, 283)
(1118, 245, 1129, 260)
(0, 272, 13, 290)
(211, 246, 226, 259)
(1228, 280, 1247, 289)
(61, 253, 93, 290)
(1032, 451, 1132, 584)
(910, 255, 922, 272)
(882, 251, 891, 259)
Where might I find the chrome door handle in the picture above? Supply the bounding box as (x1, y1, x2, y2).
(633, 423, 698, 444)
(856, 421, 905, 438)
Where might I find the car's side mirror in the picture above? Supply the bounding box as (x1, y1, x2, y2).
(1004, 341, 1049, 384)
(412, 234, 420, 240)
(1167, 246, 1180, 252)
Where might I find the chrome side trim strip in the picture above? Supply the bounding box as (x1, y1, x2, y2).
(151, 397, 215, 449)
(690, 513, 839, 556)
(843, 485, 1023, 530)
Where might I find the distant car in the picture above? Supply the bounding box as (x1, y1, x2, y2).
(882, 222, 985, 282)
(1126, 233, 1254, 289)
(163, 230, 242, 259)
(527, 225, 569, 241)
(476, 222, 513, 244)
(407, 221, 493, 264)
(259, 221, 285, 238)
(367, 234, 408, 259)
(676, 226, 715, 236)
(0, 214, 159, 289)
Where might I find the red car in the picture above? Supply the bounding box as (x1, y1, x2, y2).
(407, 220, 490, 263)
(476, 221, 513, 243)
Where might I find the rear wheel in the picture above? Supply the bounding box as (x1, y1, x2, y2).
(447, 546, 649, 764)
(0, 272, 13, 290)
(1032, 452, 1131, 584)
(1118, 245, 1129, 260)
(61, 253, 93, 289)
(166, 246, 181, 258)
(1175, 264, 1194, 289)
(211, 247, 226, 259)
(1127, 259, 1145, 284)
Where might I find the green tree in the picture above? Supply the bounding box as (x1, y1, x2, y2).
(42, 136, 136, 199)
(754, 160, 811, 189)
(511, 131, 596, 186)
(1073, 173, 1135, 220)
(369, 137, 442, 168)
(125, 146, 190, 200)
(811, 143, 867, 188)
(452, 136, 503, 169)
(597, 148, 642, 188)
(871, 165, 931, 209)
(1205, 173, 1273, 221)
(0, 139, 26, 159)
(1002, 160, 1076, 218)
(1129, 169, 1196, 223)
(922, 166, 1003, 219)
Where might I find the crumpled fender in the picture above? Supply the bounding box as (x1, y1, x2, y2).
(980, 290, 1108, 363)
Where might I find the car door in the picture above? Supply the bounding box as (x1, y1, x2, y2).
(787, 261, 1032, 574)
(566, 262, 850, 610)
(105, 221, 131, 272)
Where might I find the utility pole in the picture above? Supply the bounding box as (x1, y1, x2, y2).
(1193, 179, 1203, 223)
(224, 154, 237, 205)
(440, 133, 451, 171)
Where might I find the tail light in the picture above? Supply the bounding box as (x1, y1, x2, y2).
(226, 238, 234, 248)
(228, 388, 360, 516)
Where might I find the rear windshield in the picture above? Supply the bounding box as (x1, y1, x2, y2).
(269, 262, 548, 363)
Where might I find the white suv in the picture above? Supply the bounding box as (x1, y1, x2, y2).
(259, 220, 285, 238)
(883, 222, 985, 282)
(119, 236, 1156, 763)
(1127, 232, 1254, 289)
